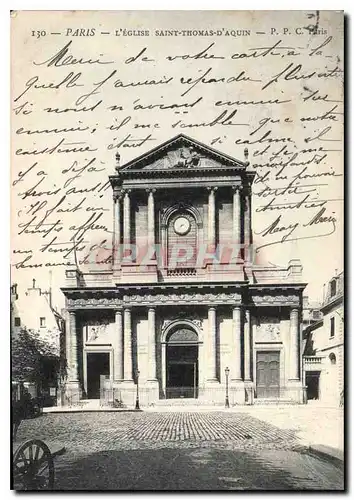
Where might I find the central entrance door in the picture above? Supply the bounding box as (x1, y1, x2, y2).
(256, 351, 280, 399)
(165, 326, 199, 399)
(87, 352, 110, 399)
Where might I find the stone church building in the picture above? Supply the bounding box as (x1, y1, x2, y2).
(62, 134, 306, 407)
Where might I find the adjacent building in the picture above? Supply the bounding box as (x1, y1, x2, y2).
(11, 280, 63, 403)
(303, 271, 344, 405)
(61, 134, 307, 407)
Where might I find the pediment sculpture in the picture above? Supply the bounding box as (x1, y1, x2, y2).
(167, 147, 201, 168)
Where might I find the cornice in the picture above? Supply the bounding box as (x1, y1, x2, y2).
(248, 284, 307, 291)
(321, 295, 344, 314)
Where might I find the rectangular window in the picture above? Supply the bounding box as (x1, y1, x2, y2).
(312, 310, 321, 320)
(40, 317, 46, 328)
(330, 317, 335, 338)
(330, 280, 337, 297)
(14, 317, 21, 327)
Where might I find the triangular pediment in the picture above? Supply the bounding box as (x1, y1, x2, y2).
(118, 134, 247, 172)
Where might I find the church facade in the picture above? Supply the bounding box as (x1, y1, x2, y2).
(61, 134, 306, 407)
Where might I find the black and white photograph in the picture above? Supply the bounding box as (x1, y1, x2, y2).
(10, 9, 344, 491)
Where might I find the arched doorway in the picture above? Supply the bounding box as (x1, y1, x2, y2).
(165, 326, 199, 399)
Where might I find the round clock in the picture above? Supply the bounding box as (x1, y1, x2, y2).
(174, 216, 191, 236)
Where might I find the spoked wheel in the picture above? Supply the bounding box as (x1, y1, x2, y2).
(13, 439, 54, 490)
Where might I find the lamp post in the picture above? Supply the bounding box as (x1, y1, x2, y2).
(225, 367, 230, 408)
(135, 370, 140, 410)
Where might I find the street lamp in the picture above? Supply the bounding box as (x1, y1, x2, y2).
(225, 367, 230, 408)
(135, 370, 140, 410)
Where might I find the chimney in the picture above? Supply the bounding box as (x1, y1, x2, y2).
(115, 151, 121, 172)
(32, 278, 36, 289)
(287, 259, 303, 282)
(11, 283, 18, 300)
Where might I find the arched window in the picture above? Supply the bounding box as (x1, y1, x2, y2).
(166, 327, 198, 344)
(329, 353, 336, 365)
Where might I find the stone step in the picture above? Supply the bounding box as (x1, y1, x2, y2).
(254, 399, 298, 405)
(152, 398, 224, 407)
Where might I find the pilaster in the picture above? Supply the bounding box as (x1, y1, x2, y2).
(123, 308, 133, 382)
(114, 308, 123, 381)
(207, 306, 218, 382)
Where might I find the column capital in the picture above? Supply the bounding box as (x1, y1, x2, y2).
(232, 185, 242, 193)
(146, 188, 157, 194)
(113, 189, 124, 202)
(208, 306, 217, 312)
(243, 186, 252, 198)
(207, 186, 218, 193)
(290, 308, 299, 321)
(115, 307, 123, 313)
(148, 306, 156, 312)
(122, 188, 132, 196)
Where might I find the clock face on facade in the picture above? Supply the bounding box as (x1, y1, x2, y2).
(173, 216, 191, 236)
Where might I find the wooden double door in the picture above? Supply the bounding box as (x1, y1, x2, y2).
(166, 345, 198, 399)
(87, 353, 110, 399)
(256, 351, 280, 399)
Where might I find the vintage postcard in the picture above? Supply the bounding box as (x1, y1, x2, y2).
(11, 10, 344, 491)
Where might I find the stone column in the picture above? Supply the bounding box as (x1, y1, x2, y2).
(148, 308, 157, 381)
(289, 308, 300, 380)
(207, 187, 217, 250)
(68, 311, 79, 382)
(232, 185, 242, 261)
(207, 306, 217, 381)
(147, 189, 156, 249)
(123, 190, 131, 260)
(113, 192, 122, 267)
(244, 309, 251, 381)
(114, 309, 123, 381)
(123, 308, 133, 381)
(232, 306, 242, 381)
(65, 312, 71, 376)
(244, 189, 252, 262)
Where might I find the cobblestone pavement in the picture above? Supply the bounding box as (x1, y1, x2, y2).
(13, 412, 344, 490)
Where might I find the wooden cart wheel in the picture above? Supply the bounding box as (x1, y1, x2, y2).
(13, 439, 54, 490)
